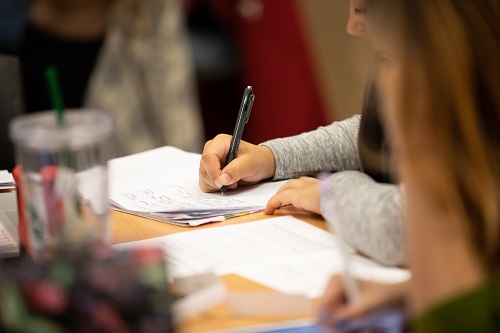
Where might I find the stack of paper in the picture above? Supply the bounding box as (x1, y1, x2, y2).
(114, 216, 411, 299)
(0, 170, 15, 191)
(109, 147, 287, 226)
(0, 170, 19, 258)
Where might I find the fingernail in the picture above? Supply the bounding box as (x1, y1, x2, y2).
(214, 179, 222, 188)
(220, 173, 231, 185)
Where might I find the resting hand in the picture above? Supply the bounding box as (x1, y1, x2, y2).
(199, 134, 276, 192)
(318, 274, 408, 329)
(265, 177, 321, 215)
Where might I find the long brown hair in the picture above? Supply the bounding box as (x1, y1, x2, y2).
(376, 0, 500, 270)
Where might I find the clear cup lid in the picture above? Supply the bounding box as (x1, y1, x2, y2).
(9, 110, 114, 150)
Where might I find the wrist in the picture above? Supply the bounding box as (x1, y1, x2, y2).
(259, 145, 276, 180)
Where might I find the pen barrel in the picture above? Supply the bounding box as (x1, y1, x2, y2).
(221, 86, 254, 194)
(225, 150, 237, 166)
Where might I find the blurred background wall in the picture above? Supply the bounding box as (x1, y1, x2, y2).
(296, 0, 372, 122)
(188, 0, 374, 144)
(0, 0, 375, 172)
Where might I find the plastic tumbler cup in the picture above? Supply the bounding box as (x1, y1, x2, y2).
(9, 110, 114, 259)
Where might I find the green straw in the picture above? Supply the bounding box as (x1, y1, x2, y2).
(45, 65, 65, 127)
(44, 65, 71, 168)
(44, 66, 82, 220)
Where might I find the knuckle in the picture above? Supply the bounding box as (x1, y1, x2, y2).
(203, 139, 213, 150)
(214, 133, 230, 141)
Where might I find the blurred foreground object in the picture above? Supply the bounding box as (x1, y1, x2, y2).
(0, 244, 172, 332)
(9, 110, 113, 259)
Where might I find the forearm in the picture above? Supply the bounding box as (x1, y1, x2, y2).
(261, 115, 362, 180)
(321, 170, 406, 266)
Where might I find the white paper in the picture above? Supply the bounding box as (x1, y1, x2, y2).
(115, 216, 337, 278)
(108, 147, 287, 225)
(114, 216, 411, 298)
(0, 222, 17, 253)
(173, 272, 221, 295)
(0, 210, 19, 258)
(0, 175, 19, 257)
(172, 273, 227, 323)
(75, 166, 108, 215)
(0, 170, 15, 190)
(233, 252, 343, 299)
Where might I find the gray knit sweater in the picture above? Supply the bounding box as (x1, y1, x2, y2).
(261, 115, 405, 266)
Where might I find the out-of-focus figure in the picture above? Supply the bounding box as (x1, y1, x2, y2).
(1, 0, 204, 157)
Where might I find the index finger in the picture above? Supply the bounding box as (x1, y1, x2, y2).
(201, 153, 223, 183)
(200, 137, 230, 182)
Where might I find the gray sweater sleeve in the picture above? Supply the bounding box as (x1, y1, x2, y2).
(260, 116, 405, 266)
(260, 115, 362, 180)
(321, 171, 406, 266)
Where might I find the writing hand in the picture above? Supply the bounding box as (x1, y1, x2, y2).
(318, 275, 408, 331)
(199, 134, 276, 192)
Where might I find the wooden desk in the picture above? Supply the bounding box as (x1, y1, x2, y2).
(111, 207, 327, 333)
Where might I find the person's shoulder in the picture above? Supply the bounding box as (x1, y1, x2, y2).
(414, 277, 500, 333)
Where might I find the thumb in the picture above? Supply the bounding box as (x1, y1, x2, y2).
(218, 172, 233, 186)
(219, 154, 258, 186)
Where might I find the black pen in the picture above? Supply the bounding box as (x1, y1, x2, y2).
(221, 86, 255, 195)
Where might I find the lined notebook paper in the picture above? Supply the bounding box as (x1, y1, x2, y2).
(109, 147, 287, 226)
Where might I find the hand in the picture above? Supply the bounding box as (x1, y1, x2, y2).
(318, 275, 408, 329)
(265, 177, 321, 215)
(199, 134, 276, 192)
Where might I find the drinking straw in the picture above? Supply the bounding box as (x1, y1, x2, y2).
(45, 66, 65, 127)
(44, 65, 81, 223)
(44, 65, 71, 167)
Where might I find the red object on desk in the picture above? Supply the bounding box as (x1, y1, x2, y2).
(13, 165, 64, 255)
(12, 165, 30, 254)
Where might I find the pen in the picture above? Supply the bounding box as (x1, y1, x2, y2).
(221, 86, 255, 194)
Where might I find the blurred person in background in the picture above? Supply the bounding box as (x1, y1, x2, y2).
(0, 0, 204, 157)
(199, 0, 405, 267)
(319, 0, 500, 332)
